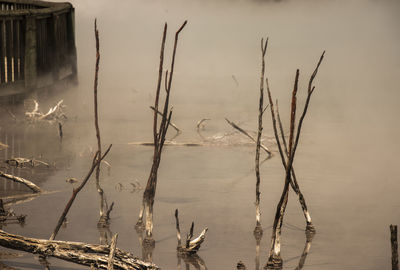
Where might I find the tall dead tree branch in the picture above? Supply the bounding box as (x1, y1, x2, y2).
(265, 51, 324, 269)
(93, 19, 113, 229)
(254, 37, 269, 238)
(136, 21, 187, 243)
(275, 101, 314, 231)
(265, 70, 299, 268)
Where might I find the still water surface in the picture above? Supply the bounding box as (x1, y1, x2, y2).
(1, 0, 400, 269)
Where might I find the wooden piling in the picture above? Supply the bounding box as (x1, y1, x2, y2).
(391, 225, 399, 270)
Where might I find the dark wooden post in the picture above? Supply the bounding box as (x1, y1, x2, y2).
(24, 15, 37, 90)
(391, 225, 399, 270)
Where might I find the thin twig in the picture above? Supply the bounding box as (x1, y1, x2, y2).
(225, 118, 272, 156)
(94, 19, 102, 157)
(255, 37, 268, 231)
(150, 106, 181, 134)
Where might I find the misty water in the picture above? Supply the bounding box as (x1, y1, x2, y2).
(1, 0, 400, 269)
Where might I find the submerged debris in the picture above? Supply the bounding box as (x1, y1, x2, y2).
(0, 199, 26, 225)
(5, 157, 50, 168)
(237, 261, 246, 270)
(115, 181, 142, 192)
(25, 100, 67, 125)
(66, 177, 79, 183)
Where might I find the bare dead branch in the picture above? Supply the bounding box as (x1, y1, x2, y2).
(255, 37, 268, 234)
(275, 100, 314, 230)
(266, 51, 324, 269)
(139, 21, 187, 240)
(0, 171, 42, 193)
(94, 18, 102, 157)
(50, 144, 112, 240)
(266, 70, 299, 268)
(292, 51, 325, 161)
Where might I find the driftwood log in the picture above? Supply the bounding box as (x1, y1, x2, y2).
(0, 230, 159, 270)
(0, 171, 42, 193)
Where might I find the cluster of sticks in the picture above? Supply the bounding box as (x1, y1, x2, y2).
(174, 209, 208, 255)
(264, 45, 325, 268)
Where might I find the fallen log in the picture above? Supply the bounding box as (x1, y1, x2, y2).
(0, 171, 42, 193)
(0, 230, 159, 270)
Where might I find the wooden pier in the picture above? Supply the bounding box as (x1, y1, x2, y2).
(0, 0, 77, 101)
